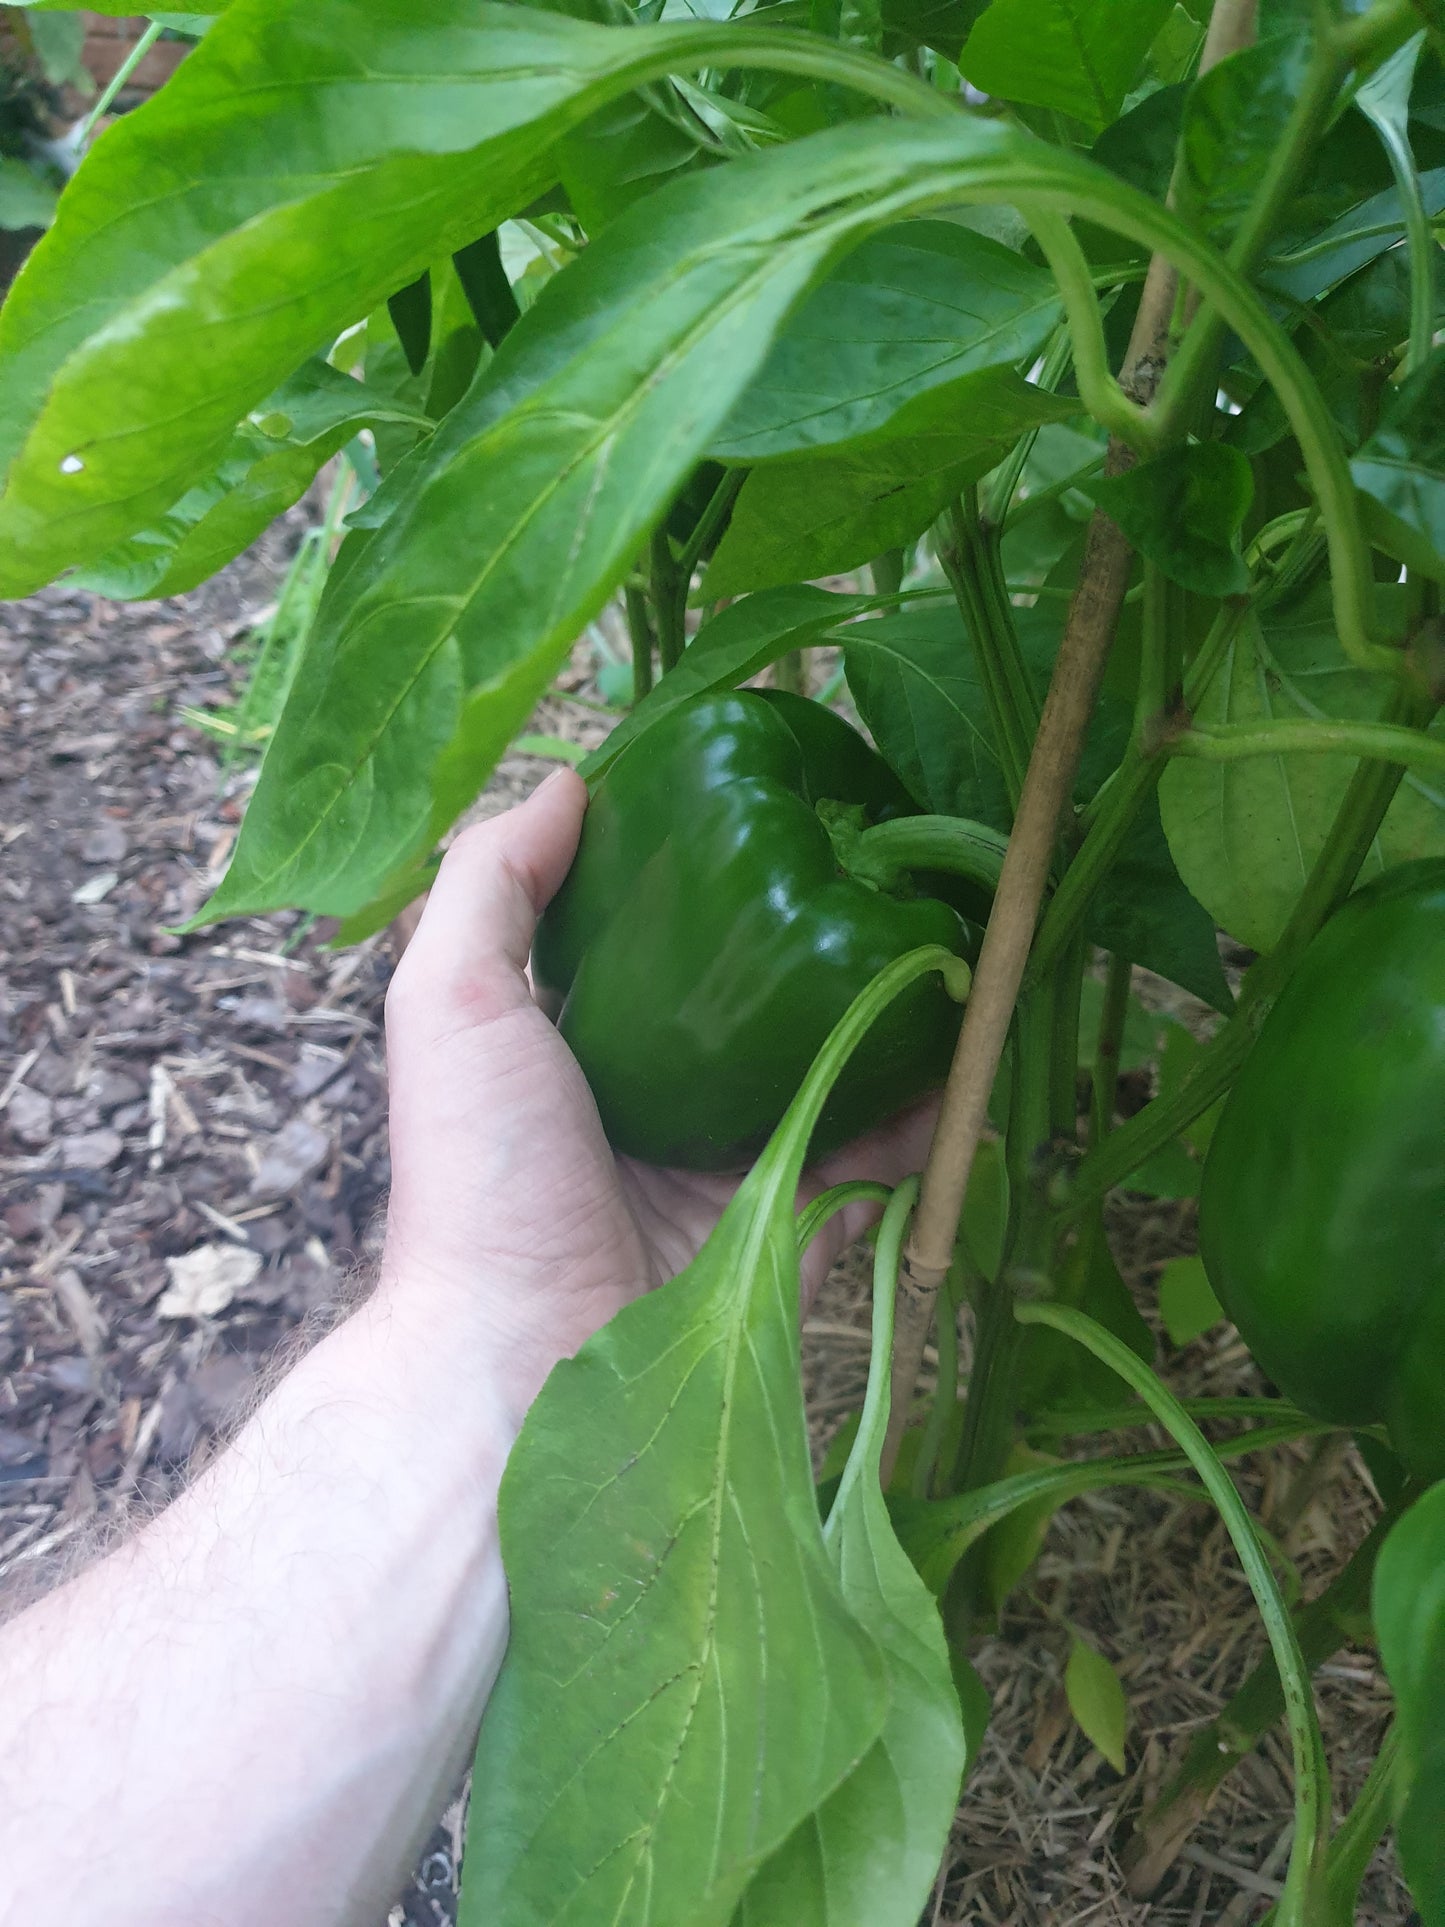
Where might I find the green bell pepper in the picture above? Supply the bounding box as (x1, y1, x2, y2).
(534, 689, 981, 1171)
(1199, 858, 1445, 1481)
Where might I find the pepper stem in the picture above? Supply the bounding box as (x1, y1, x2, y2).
(819, 800, 1008, 899)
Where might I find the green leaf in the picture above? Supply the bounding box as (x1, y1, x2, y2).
(148, 14, 217, 34)
(0, 157, 59, 234)
(960, 0, 1176, 132)
(202, 118, 1052, 922)
(1262, 167, 1445, 310)
(1086, 444, 1253, 598)
(1064, 1630, 1129, 1773)
(386, 272, 433, 379)
(733, 1181, 970, 1927)
(71, 360, 428, 600)
(0, 0, 905, 595)
(1157, 1254, 1224, 1347)
(881, 0, 987, 59)
(709, 220, 1062, 461)
(1374, 1481, 1445, 1927)
(844, 607, 1004, 824)
(706, 374, 1074, 597)
(1160, 595, 1445, 951)
(1177, 33, 1312, 249)
(23, 8, 91, 88)
(580, 586, 878, 781)
(1350, 346, 1445, 584)
(559, 80, 716, 233)
(464, 946, 968, 1927)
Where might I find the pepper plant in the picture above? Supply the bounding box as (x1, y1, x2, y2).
(3, 0, 1445, 1919)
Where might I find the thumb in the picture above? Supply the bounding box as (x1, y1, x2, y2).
(387, 769, 587, 1032)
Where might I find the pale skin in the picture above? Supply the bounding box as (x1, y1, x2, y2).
(0, 768, 933, 1927)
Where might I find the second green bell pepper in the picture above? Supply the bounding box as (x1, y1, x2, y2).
(1199, 858, 1445, 1481)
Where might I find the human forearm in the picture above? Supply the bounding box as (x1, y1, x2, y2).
(0, 1279, 517, 1927)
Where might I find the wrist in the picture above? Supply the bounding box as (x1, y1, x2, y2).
(369, 1247, 563, 1438)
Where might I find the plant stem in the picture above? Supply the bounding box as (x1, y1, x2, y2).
(1134, 561, 1180, 748)
(1070, 684, 1437, 1205)
(1089, 952, 1133, 1149)
(912, 1255, 964, 1500)
(883, 254, 1182, 1478)
(650, 530, 685, 674)
(1360, 43, 1436, 376)
(773, 648, 805, 695)
(1171, 715, 1445, 778)
(986, 326, 1075, 529)
(1304, 1722, 1400, 1927)
(939, 494, 1037, 807)
(1124, 1498, 1411, 1898)
(1017, 1303, 1332, 1927)
(1151, 36, 1345, 445)
(623, 582, 656, 704)
(1022, 207, 1161, 452)
(678, 466, 746, 594)
(77, 21, 163, 149)
(1027, 595, 1251, 986)
(1334, 0, 1422, 61)
(869, 549, 906, 596)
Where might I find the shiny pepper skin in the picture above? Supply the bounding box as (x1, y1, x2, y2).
(1200, 858, 1445, 1481)
(533, 689, 976, 1172)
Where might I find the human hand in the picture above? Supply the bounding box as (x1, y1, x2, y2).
(381, 770, 936, 1426)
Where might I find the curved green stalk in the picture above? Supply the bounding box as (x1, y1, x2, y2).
(1021, 206, 1159, 452)
(795, 1179, 893, 1253)
(1355, 32, 1435, 375)
(1172, 717, 1445, 779)
(845, 813, 1010, 898)
(654, 26, 958, 120)
(1015, 1301, 1331, 1927)
(77, 21, 163, 149)
(826, 1176, 919, 1536)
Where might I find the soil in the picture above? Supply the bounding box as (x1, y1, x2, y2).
(0, 517, 1409, 1924)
